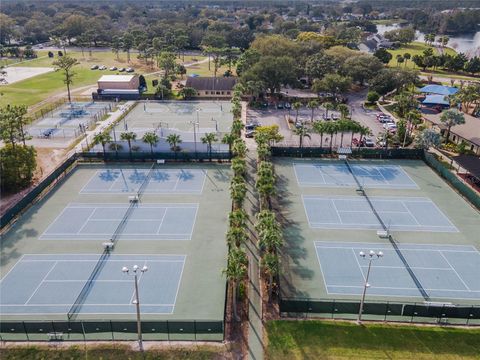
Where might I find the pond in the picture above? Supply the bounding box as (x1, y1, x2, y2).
(376, 24, 480, 57)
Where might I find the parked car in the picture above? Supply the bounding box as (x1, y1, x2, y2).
(383, 123, 397, 131)
(109, 66, 118, 71)
(126, 67, 135, 73)
(284, 102, 291, 110)
(90, 65, 99, 70)
(245, 123, 260, 131)
(364, 138, 375, 147)
(295, 122, 304, 129)
(98, 65, 107, 70)
(118, 67, 126, 72)
(276, 103, 284, 109)
(245, 130, 256, 138)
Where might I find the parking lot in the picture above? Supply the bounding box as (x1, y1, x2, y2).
(245, 89, 388, 148)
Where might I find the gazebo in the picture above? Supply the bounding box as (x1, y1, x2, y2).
(419, 85, 459, 96)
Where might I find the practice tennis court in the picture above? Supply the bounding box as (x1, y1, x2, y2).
(40, 203, 198, 241)
(315, 242, 480, 300)
(0, 254, 185, 315)
(81, 168, 206, 194)
(294, 163, 418, 189)
(303, 195, 458, 232)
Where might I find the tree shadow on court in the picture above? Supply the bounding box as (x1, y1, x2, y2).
(177, 170, 194, 181)
(274, 170, 314, 299)
(128, 169, 147, 185)
(151, 170, 170, 182)
(98, 170, 120, 183)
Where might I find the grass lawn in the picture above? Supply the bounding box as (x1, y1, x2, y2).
(387, 42, 444, 69)
(0, 344, 223, 360)
(372, 19, 408, 25)
(266, 320, 480, 360)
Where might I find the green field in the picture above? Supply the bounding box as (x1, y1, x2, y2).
(266, 320, 480, 360)
(387, 42, 455, 69)
(0, 344, 222, 360)
(0, 51, 214, 108)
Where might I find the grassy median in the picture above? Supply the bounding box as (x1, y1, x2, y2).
(266, 320, 480, 360)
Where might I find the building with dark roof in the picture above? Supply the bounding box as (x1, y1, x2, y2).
(185, 77, 237, 98)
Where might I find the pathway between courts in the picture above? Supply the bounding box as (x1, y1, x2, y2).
(243, 100, 265, 360)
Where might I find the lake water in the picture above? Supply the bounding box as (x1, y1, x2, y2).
(376, 24, 480, 57)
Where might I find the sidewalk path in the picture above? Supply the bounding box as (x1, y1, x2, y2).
(242, 101, 265, 360)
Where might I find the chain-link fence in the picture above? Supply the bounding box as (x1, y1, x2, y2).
(0, 320, 224, 341)
(280, 298, 480, 326)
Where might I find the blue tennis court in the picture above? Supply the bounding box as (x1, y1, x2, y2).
(303, 195, 458, 232)
(294, 163, 418, 189)
(81, 168, 206, 194)
(315, 242, 480, 300)
(40, 203, 198, 240)
(0, 254, 185, 315)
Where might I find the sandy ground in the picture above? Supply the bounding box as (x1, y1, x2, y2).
(1, 66, 54, 85)
(0, 148, 66, 216)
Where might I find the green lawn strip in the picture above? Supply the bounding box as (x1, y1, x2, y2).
(0, 51, 209, 108)
(372, 19, 409, 25)
(0, 344, 222, 360)
(387, 42, 457, 69)
(266, 320, 480, 360)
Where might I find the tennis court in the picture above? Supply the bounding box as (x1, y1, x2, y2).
(81, 168, 206, 194)
(0, 254, 185, 315)
(303, 195, 458, 232)
(112, 101, 232, 140)
(40, 203, 198, 241)
(294, 162, 418, 189)
(315, 242, 480, 300)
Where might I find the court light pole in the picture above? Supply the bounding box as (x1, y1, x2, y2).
(122, 265, 148, 350)
(357, 250, 383, 324)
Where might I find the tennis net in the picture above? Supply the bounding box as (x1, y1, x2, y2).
(67, 250, 110, 319)
(344, 159, 430, 300)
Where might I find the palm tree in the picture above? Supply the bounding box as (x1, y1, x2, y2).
(142, 131, 159, 157)
(231, 120, 244, 137)
(223, 248, 248, 321)
(312, 121, 326, 148)
(226, 226, 248, 248)
(337, 104, 350, 119)
(323, 102, 335, 118)
(324, 122, 338, 152)
(166, 133, 182, 160)
(257, 143, 271, 162)
(358, 126, 372, 147)
(229, 209, 247, 228)
(294, 125, 311, 151)
(292, 102, 302, 123)
(222, 133, 236, 158)
(440, 109, 466, 143)
(350, 121, 362, 146)
(337, 119, 352, 148)
(231, 157, 246, 177)
(307, 99, 319, 122)
(93, 133, 112, 158)
(230, 176, 247, 209)
(256, 165, 275, 210)
(232, 138, 247, 158)
(120, 131, 137, 158)
(201, 132, 218, 161)
(261, 252, 279, 301)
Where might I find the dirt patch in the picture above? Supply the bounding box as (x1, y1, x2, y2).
(1, 66, 54, 85)
(0, 147, 66, 216)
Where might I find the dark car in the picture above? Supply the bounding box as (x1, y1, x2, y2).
(284, 102, 291, 110)
(245, 122, 260, 131)
(276, 103, 284, 109)
(245, 130, 256, 138)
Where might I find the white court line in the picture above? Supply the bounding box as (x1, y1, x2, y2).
(313, 242, 329, 290)
(43, 280, 133, 283)
(351, 249, 367, 282)
(188, 205, 200, 239)
(359, 265, 452, 270)
(315, 244, 480, 253)
(155, 209, 168, 235)
(315, 164, 327, 185)
(1, 303, 176, 307)
(24, 261, 58, 305)
(326, 284, 480, 293)
(75, 208, 97, 234)
(314, 241, 479, 252)
(171, 255, 187, 314)
(330, 199, 343, 224)
(40, 206, 72, 238)
(438, 251, 472, 292)
(401, 202, 422, 226)
(0, 254, 26, 283)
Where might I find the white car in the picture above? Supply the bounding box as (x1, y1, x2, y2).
(98, 65, 107, 70)
(109, 66, 117, 71)
(364, 138, 375, 147)
(383, 123, 397, 130)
